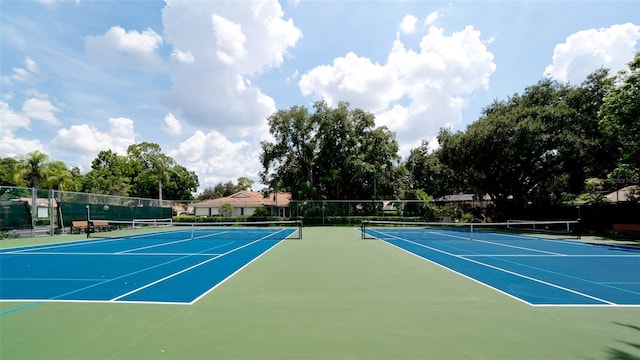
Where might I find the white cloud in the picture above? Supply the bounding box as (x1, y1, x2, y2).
(0, 135, 45, 158)
(21, 96, 62, 125)
(0, 100, 45, 158)
(25, 57, 38, 73)
(2, 56, 39, 84)
(159, 0, 302, 135)
(211, 14, 247, 65)
(169, 130, 263, 188)
(424, 10, 441, 26)
(171, 49, 194, 63)
(0, 100, 31, 135)
(544, 23, 640, 83)
(161, 113, 182, 135)
(299, 24, 495, 156)
(399, 15, 418, 34)
(85, 26, 164, 70)
(286, 69, 299, 83)
(299, 52, 403, 112)
(52, 117, 136, 168)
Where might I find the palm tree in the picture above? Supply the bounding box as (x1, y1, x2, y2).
(42, 161, 78, 191)
(13, 151, 50, 189)
(147, 153, 175, 204)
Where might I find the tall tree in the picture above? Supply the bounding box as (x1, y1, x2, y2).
(163, 165, 199, 200)
(260, 100, 400, 200)
(404, 141, 457, 198)
(261, 105, 318, 199)
(599, 52, 640, 184)
(127, 142, 174, 201)
(437, 76, 620, 208)
(42, 161, 78, 191)
(82, 150, 132, 196)
(13, 151, 50, 189)
(0, 157, 20, 186)
(197, 177, 254, 200)
(125, 142, 199, 201)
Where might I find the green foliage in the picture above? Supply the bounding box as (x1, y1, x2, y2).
(13, 151, 51, 189)
(2, 143, 198, 201)
(599, 52, 640, 181)
(220, 203, 234, 217)
(197, 177, 254, 200)
(584, 178, 605, 193)
(81, 143, 198, 200)
(436, 75, 620, 209)
(0, 231, 21, 239)
(0, 157, 19, 186)
(10, 151, 79, 192)
(82, 150, 133, 196)
(403, 141, 457, 198)
(260, 100, 401, 200)
(252, 207, 270, 217)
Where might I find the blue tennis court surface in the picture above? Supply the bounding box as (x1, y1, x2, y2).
(0, 228, 296, 305)
(364, 227, 640, 306)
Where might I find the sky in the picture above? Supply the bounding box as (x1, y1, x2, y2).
(1, 0, 639, 193)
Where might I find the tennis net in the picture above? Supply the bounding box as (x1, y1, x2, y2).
(360, 219, 579, 240)
(87, 218, 303, 240)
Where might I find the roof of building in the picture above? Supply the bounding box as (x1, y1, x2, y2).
(604, 185, 638, 202)
(193, 190, 291, 207)
(433, 193, 492, 202)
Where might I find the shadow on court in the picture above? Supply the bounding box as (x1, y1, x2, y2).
(606, 323, 640, 360)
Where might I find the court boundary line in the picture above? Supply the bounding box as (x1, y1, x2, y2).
(110, 234, 275, 302)
(0, 228, 293, 307)
(366, 228, 638, 307)
(429, 232, 566, 256)
(115, 231, 229, 254)
(2, 252, 223, 256)
(375, 233, 534, 306)
(188, 229, 290, 304)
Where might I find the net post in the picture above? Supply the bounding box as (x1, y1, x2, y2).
(297, 219, 303, 239)
(85, 205, 90, 238)
(360, 220, 373, 239)
(470, 223, 474, 240)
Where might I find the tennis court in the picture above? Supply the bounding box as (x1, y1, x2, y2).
(1, 226, 639, 359)
(361, 220, 640, 306)
(0, 223, 300, 305)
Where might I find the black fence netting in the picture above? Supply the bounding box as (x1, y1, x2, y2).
(502, 202, 640, 235)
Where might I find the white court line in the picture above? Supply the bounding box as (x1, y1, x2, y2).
(110, 229, 289, 302)
(425, 231, 565, 256)
(2, 277, 105, 281)
(464, 254, 640, 258)
(1, 231, 184, 255)
(188, 229, 289, 304)
(115, 231, 229, 254)
(0, 228, 292, 306)
(2, 237, 124, 254)
(369, 229, 617, 306)
(0, 252, 221, 256)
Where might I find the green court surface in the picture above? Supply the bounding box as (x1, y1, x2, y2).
(1, 227, 639, 359)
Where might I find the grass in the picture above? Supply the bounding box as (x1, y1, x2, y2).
(1, 227, 639, 359)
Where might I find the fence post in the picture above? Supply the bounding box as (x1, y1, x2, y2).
(31, 187, 36, 238)
(48, 189, 54, 236)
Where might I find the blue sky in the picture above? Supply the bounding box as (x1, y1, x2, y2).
(1, 0, 639, 192)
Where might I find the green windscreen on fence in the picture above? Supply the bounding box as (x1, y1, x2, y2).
(59, 202, 172, 226)
(0, 200, 32, 230)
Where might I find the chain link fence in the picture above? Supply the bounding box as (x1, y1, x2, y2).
(0, 186, 173, 238)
